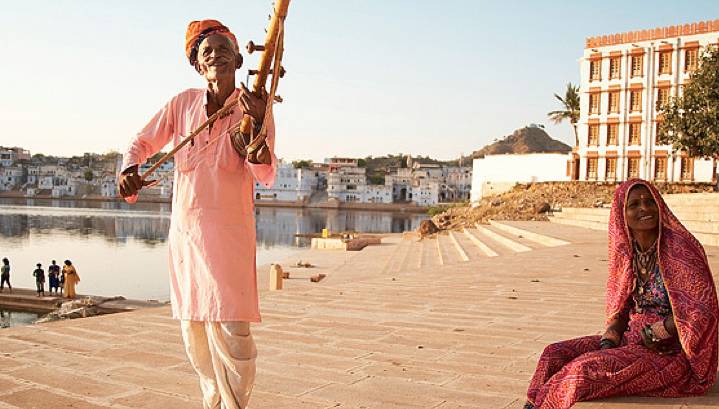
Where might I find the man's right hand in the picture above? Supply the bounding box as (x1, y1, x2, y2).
(118, 165, 147, 198)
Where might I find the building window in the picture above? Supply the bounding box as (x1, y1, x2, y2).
(607, 124, 618, 145)
(608, 91, 620, 113)
(654, 122, 663, 144)
(590, 60, 601, 81)
(628, 157, 640, 178)
(588, 124, 599, 146)
(630, 90, 642, 112)
(654, 157, 667, 180)
(685, 48, 699, 72)
(628, 123, 641, 145)
(656, 88, 670, 110)
(589, 93, 600, 115)
(658, 51, 672, 75)
(609, 57, 621, 79)
(681, 157, 693, 181)
(606, 157, 617, 179)
(631, 55, 644, 77)
(587, 158, 598, 180)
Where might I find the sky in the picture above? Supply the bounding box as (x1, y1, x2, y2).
(0, 1, 717, 162)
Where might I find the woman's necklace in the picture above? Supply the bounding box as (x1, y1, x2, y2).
(633, 239, 658, 295)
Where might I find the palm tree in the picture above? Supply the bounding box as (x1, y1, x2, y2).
(547, 83, 580, 147)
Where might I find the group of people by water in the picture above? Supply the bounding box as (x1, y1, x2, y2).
(0, 258, 80, 298)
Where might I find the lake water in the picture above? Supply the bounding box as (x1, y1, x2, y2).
(0, 198, 426, 301)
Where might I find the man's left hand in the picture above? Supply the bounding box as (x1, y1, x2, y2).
(239, 82, 267, 125)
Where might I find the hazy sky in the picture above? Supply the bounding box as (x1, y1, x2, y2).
(1, 1, 717, 161)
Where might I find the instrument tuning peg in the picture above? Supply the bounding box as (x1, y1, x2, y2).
(248, 69, 259, 76)
(272, 66, 286, 78)
(273, 95, 283, 103)
(246, 41, 265, 54)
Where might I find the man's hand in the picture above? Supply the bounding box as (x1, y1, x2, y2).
(118, 165, 152, 198)
(247, 142, 272, 165)
(239, 82, 268, 125)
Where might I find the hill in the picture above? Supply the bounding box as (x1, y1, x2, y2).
(472, 125, 572, 158)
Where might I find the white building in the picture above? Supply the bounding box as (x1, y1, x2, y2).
(327, 163, 367, 203)
(575, 19, 719, 183)
(441, 166, 473, 202)
(254, 161, 317, 202)
(411, 179, 440, 206)
(0, 167, 24, 191)
(470, 153, 570, 203)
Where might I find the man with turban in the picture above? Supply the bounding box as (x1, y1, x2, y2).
(118, 19, 276, 408)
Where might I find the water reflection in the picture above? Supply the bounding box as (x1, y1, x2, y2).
(0, 199, 426, 300)
(0, 309, 40, 328)
(1, 198, 426, 248)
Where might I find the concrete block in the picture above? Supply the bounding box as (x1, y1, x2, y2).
(270, 264, 283, 291)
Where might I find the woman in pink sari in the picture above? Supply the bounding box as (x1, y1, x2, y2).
(523, 179, 718, 408)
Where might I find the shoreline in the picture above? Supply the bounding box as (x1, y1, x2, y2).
(0, 192, 429, 214)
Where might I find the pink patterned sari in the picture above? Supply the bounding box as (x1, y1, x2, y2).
(526, 179, 718, 408)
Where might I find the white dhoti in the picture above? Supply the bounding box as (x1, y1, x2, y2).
(181, 321, 257, 409)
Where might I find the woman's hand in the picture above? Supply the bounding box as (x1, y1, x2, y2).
(640, 324, 678, 355)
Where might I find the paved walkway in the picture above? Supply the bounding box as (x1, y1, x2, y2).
(0, 221, 717, 408)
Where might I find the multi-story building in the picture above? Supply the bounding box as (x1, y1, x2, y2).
(441, 166, 473, 202)
(0, 167, 24, 191)
(254, 161, 318, 202)
(574, 19, 718, 183)
(327, 159, 367, 203)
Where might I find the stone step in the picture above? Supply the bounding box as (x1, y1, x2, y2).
(549, 216, 608, 231)
(664, 193, 719, 206)
(437, 233, 463, 265)
(447, 231, 470, 262)
(695, 232, 719, 247)
(400, 239, 423, 272)
(383, 238, 412, 275)
(462, 228, 499, 257)
(489, 221, 570, 247)
(681, 220, 719, 234)
(552, 211, 610, 224)
(473, 223, 532, 253)
(420, 236, 441, 269)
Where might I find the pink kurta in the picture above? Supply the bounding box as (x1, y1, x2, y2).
(122, 88, 276, 322)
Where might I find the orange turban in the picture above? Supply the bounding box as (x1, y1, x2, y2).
(185, 19, 239, 65)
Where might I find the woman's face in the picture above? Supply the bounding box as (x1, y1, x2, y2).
(625, 185, 659, 233)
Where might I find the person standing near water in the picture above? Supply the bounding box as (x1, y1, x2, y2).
(62, 260, 80, 299)
(48, 260, 60, 295)
(32, 263, 45, 297)
(0, 258, 11, 293)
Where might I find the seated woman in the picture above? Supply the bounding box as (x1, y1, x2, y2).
(523, 179, 718, 409)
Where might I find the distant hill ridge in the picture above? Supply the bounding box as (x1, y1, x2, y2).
(472, 126, 572, 159)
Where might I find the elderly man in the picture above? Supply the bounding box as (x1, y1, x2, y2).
(119, 20, 276, 408)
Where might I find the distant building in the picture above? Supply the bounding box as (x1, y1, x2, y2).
(327, 159, 367, 203)
(575, 19, 719, 183)
(0, 147, 30, 167)
(470, 153, 569, 203)
(254, 161, 317, 202)
(0, 167, 24, 191)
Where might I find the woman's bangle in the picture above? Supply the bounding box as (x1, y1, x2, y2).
(599, 338, 617, 348)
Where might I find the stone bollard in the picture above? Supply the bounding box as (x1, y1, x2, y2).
(270, 264, 283, 291)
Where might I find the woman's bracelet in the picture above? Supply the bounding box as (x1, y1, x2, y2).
(599, 338, 617, 348)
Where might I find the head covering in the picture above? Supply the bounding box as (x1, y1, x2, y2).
(606, 179, 718, 392)
(185, 19, 239, 65)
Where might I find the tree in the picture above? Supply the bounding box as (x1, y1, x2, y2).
(292, 160, 312, 169)
(357, 158, 367, 167)
(83, 168, 94, 181)
(658, 47, 719, 158)
(547, 83, 580, 147)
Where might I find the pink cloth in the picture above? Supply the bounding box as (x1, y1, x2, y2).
(122, 88, 276, 321)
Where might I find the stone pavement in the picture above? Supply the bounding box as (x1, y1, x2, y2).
(0, 221, 717, 408)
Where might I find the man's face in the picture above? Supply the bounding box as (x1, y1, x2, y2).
(196, 34, 239, 81)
